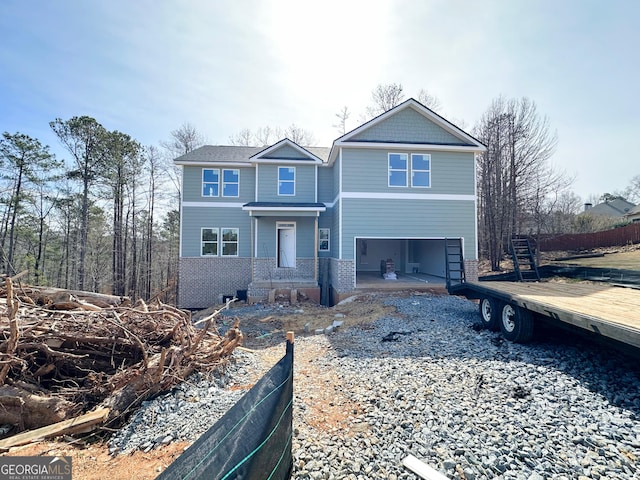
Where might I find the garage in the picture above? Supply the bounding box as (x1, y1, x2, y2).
(354, 237, 459, 287)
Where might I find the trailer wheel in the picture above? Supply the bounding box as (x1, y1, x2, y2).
(479, 296, 500, 331)
(500, 303, 534, 343)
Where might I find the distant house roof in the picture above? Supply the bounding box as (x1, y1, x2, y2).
(625, 204, 640, 220)
(583, 198, 636, 218)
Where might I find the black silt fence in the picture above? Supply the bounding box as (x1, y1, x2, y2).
(157, 339, 294, 480)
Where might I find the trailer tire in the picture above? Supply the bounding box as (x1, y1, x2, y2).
(500, 303, 534, 343)
(478, 296, 500, 331)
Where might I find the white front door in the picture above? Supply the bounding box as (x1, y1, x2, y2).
(277, 223, 296, 268)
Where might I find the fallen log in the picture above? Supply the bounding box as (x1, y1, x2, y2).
(0, 385, 80, 430)
(0, 407, 110, 451)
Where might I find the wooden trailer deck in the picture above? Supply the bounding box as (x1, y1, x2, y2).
(451, 281, 640, 348)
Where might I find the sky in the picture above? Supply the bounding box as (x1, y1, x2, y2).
(1, 0, 638, 201)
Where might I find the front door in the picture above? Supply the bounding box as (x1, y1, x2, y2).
(277, 222, 296, 268)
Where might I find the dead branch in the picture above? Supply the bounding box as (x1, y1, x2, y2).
(0, 282, 243, 439)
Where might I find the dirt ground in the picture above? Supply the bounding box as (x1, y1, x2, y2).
(4, 245, 640, 478)
(477, 243, 640, 275)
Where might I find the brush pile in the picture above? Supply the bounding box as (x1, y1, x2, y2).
(0, 275, 243, 437)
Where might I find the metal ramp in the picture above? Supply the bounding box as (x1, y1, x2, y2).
(510, 237, 541, 282)
(445, 238, 465, 290)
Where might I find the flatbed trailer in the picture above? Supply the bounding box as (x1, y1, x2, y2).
(449, 280, 640, 347)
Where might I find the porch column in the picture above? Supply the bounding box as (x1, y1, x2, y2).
(250, 215, 255, 280)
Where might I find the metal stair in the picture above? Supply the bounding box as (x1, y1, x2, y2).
(510, 237, 541, 282)
(445, 238, 465, 289)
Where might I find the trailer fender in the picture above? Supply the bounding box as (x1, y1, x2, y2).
(500, 303, 534, 343)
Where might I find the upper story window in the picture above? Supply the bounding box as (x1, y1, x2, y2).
(318, 228, 330, 252)
(388, 153, 408, 187)
(203, 168, 239, 197)
(278, 167, 295, 196)
(222, 169, 239, 197)
(201, 228, 218, 255)
(202, 169, 219, 196)
(411, 154, 431, 188)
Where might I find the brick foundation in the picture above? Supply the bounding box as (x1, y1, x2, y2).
(178, 257, 251, 309)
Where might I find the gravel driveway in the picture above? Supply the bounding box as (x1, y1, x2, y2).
(111, 293, 640, 479)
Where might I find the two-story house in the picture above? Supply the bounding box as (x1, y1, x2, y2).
(175, 99, 486, 308)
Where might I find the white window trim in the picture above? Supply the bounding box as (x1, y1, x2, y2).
(221, 169, 240, 197)
(318, 228, 330, 252)
(202, 168, 220, 197)
(221, 227, 239, 257)
(278, 166, 296, 196)
(201, 227, 219, 256)
(411, 153, 431, 188)
(388, 153, 408, 188)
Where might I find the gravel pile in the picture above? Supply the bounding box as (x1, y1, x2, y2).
(110, 293, 640, 479)
(108, 350, 261, 454)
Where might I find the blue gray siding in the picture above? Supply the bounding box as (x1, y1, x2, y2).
(341, 149, 475, 195)
(317, 166, 334, 203)
(255, 217, 317, 259)
(181, 205, 251, 257)
(182, 165, 255, 203)
(351, 107, 467, 145)
(256, 164, 317, 202)
(262, 144, 314, 160)
(340, 198, 476, 260)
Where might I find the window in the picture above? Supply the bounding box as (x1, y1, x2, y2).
(411, 154, 431, 187)
(202, 169, 219, 196)
(388, 153, 408, 187)
(201, 228, 218, 255)
(203, 169, 239, 197)
(318, 228, 330, 252)
(278, 167, 295, 195)
(221, 228, 239, 256)
(222, 169, 239, 197)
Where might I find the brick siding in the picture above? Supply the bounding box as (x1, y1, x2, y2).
(178, 257, 251, 309)
(464, 259, 479, 282)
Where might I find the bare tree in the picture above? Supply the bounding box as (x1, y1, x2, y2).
(284, 124, 316, 146)
(333, 106, 351, 135)
(255, 126, 283, 146)
(229, 124, 316, 147)
(417, 89, 442, 112)
(474, 97, 560, 270)
(624, 174, 640, 203)
(228, 128, 253, 146)
(545, 191, 583, 234)
(162, 123, 205, 207)
(362, 83, 406, 120)
(161, 122, 205, 157)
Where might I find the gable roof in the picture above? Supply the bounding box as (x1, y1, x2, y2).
(328, 98, 485, 164)
(249, 138, 328, 164)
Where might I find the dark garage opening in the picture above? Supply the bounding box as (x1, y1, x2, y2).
(355, 238, 452, 288)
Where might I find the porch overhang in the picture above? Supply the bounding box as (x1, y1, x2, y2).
(242, 202, 326, 217)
